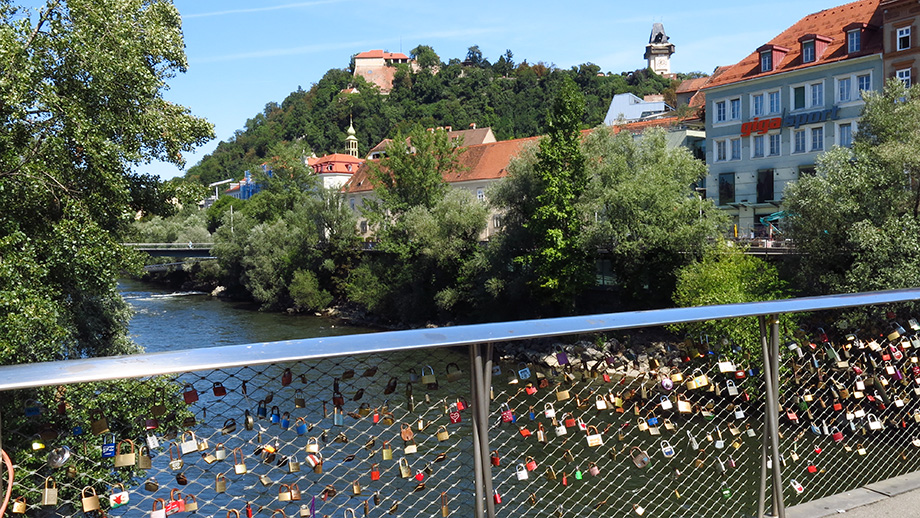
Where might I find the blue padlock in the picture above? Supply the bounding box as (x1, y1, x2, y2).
(280, 412, 291, 430)
(270, 406, 281, 424)
(257, 401, 267, 419)
(101, 433, 116, 458)
(72, 425, 84, 436)
(295, 417, 308, 435)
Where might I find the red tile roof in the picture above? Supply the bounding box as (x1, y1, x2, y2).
(308, 153, 364, 175)
(354, 50, 410, 60)
(676, 76, 712, 94)
(704, 0, 882, 90)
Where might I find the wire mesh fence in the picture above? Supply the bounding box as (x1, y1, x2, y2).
(5, 310, 920, 517)
(1, 348, 477, 517)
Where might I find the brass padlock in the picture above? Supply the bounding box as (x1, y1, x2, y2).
(399, 458, 411, 478)
(12, 496, 27, 513)
(90, 410, 109, 435)
(382, 441, 393, 460)
(421, 365, 437, 386)
(233, 447, 247, 474)
(145, 478, 159, 492)
(446, 363, 463, 382)
(138, 445, 152, 469)
(184, 495, 199, 513)
(215, 473, 227, 493)
(42, 477, 58, 506)
(441, 491, 449, 517)
(295, 389, 306, 408)
(115, 439, 135, 467)
(81, 486, 101, 512)
(260, 474, 271, 486)
(437, 426, 450, 442)
(352, 480, 362, 495)
(279, 484, 293, 502)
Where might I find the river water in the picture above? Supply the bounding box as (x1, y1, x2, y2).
(119, 278, 374, 352)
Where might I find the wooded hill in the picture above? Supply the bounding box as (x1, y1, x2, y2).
(185, 46, 693, 187)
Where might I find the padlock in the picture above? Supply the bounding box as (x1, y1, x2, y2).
(260, 473, 272, 486)
(215, 473, 228, 493)
(282, 367, 293, 386)
(630, 446, 650, 468)
(81, 486, 101, 512)
(688, 431, 699, 450)
(183, 383, 198, 404)
(233, 447, 247, 474)
(404, 438, 418, 454)
(10, 497, 26, 513)
(151, 498, 167, 518)
(490, 449, 500, 466)
(661, 440, 676, 458)
(499, 403, 514, 423)
(180, 431, 198, 454)
(99, 432, 116, 458)
(437, 426, 450, 441)
(421, 365, 438, 387)
(334, 406, 344, 426)
(41, 476, 58, 506)
(493, 489, 502, 504)
(212, 381, 227, 397)
(516, 463, 529, 480)
(114, 438, 135, 467)
(518, 362, 532, 380)
(546, 466, 557, 480)
(399, 458, 411, 478)
(633, 504, 645, 515)
(586, 426, 603, 447)
(554, 346, 569, 365)
(167, 489, 186, 515)
(556, 386, 570, 401)
(270, 405, 281, 424)
(382, 441, 393, 460)
(448, 403, 462, 424)
(90, 410, 109, 435)
(306, 436, 319, 453)
(444, 362, 463, 382)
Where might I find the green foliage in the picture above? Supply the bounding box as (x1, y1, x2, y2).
(581, 127, 729, 305)
(784, 79, 920, 300)
(290, 269, 333, 311)
(366, 126, 458, 215)
(671, 243, 796, 356)
(185, 46, 679, 186)
(520, 76, 591, 310)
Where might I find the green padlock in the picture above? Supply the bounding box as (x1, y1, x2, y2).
(575, 468, 583, 480)
(721, 482, 731, 499)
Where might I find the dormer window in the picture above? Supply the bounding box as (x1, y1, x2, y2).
(760, 51, 773, 72)
(756, 44, 789, 74)
(847, 30, 861, 53)
(798, 34, 832, 63)
(802, 40, 816, 63)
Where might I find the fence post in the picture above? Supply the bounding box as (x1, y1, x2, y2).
(481, 343, 496, 518)
(758, 315, 786, 518)
(470, 344, 485, 518)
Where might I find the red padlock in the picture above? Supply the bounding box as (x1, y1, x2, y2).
(373, 409, 380, 424)
(493, 490, 501, 505)
(457, 398, 467, 411)
(561, 471, 568, 486)
(449, 404, 462, 424)
(490, 450, 500, 466)
(525, 385, 537, 396)
(281, 368, 293, 386)
(564, 414, 576, 428)
(831, 428, 844, 443)
(371, 464, 380, 481)
(807, 464, 817, 474)
(525, 456, 537, 471)
(212, 382, 227, 397)
(519, 426, 531, 438)
(182, 384, 198, 404)
(415, 471, 425, 482)
(500, 403, 514, 423)
(814, 444, 822, 454)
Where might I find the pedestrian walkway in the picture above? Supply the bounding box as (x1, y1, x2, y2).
(786, 471, 920, 517)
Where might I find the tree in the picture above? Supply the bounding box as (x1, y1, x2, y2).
(671, 242, 796, 357)
(0, 0, 213, 364)
(0, 0, 211, 505)
(410, 44, 440, 69)
(581, 126, 728, 306)
(519, 76, 591, 310)
(784, 79, 920, 299)
(465, 45, 485, 66)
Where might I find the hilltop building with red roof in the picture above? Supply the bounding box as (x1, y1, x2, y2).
(702, 0, 884, 236)
(353, 50, 417, 93)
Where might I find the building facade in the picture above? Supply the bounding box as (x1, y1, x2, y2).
(881, 0, 920, 85)
(703, 0, 883, 236)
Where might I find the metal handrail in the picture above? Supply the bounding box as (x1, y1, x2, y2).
(1, 288, 918, 392)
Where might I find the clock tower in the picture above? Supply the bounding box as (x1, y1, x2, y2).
(644, 23, 675, 77)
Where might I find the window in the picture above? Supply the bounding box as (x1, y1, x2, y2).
(768, 91, 781, 114)
(752, 93, 764, 117)
(719, 173, 735, 205)
(810, 82, 824, 107)
(715, 140, 727, 161)
(858, 73, 871, 93)
(349, 198, 355, 210)
(730, 98, 741, 120)
(761, 51, 773, 72)
(898, 27, 911, 51)
(359, 220, 368, 233)
(793, 86, 806, 110)
(802, 40, 816, 63)
(493, 215, 502, 228)
(715, 101, 726, 122)
(769, 134, 781, 156)
(898, 68, 911, 87)
(811, 127, 824, 151)
(757, 169, 774, 203)
(847, 30, 861, 53)
(752, 135, 765, 158)
(838, 77, 852, 102)
(730, 138, 741, 160)
(476, 188, 485, 201)
(794, 130, 806, 153)
(839, 122, 853, 148)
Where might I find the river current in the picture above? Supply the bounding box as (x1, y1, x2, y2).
(119, 278, 374, 352)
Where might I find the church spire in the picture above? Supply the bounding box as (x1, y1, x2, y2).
(345, 116, 358, 158)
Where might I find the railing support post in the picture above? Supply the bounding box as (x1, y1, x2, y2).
(758, 314, 786, 518)
(470, 343, 496, 518)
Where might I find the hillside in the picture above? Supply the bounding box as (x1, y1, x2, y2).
(185, 47, 684, 187)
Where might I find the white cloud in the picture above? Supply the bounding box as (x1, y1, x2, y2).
(183, 0, 348, 19)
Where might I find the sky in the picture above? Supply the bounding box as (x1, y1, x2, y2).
(143, 0, 850, 180)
